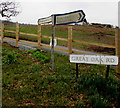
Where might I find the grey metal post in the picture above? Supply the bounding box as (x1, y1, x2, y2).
(51, 15, 55, 71)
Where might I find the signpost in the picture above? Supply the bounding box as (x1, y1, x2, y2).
(70, 55, 119, 79)
(51, 22, 55, 71)
(50, 10, 85, 71)
(38, 10, 85, 71)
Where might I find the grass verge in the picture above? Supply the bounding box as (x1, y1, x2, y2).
(2, 42, 120, 107)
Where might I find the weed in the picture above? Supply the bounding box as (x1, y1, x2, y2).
(89, 93, 108, 108)
(2, 52, 17, 64)
(34, 51, 49, 63)
(26, 49, 50, 63)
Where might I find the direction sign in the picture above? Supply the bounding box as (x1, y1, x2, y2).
(52, 10, 85, 25)
(70, 55, 118, 65)
(38, 16, 52, 24)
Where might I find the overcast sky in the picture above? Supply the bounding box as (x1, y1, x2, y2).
(1, 0, 119, 26)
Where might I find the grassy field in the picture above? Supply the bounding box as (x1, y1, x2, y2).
(2, 42, 120, 107)
(4, 24, 116, 55)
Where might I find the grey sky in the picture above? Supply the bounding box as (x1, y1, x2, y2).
(0, 0, 119, 26)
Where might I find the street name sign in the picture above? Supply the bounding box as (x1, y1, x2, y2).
(38, 16, 52, 24)
(70, 55, 118, 65)
(52, 10, 85, 25)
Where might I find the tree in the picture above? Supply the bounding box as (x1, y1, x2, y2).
(0, 1, 21, 20)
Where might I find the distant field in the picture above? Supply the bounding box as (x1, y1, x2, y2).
(4, 24, 116, 54)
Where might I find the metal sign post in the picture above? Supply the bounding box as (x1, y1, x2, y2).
(51, 25, 55, 71)
(50, 10, 85, 71)
(51, 15, 55, 71)
(38, 10, 86, 72)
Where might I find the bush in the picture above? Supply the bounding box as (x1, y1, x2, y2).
(3, 52, 17, 64)
(26, 49, 50, 63)
(33, 51, 49, 63)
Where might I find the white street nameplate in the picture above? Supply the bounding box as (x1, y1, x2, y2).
(70, 55, 118, 65)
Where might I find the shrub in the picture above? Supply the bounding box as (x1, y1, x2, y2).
(3, 52, 17, 64)
(26, 49, 50, 63)
(33, 51, 49, 63)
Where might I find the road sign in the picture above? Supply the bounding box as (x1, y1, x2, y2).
(70, 55, 118, 65)
(50, 39, 57, 47)
(38, 16, 52, 24)
(52, 10, 85, 25)
(38, 10, 86, 71)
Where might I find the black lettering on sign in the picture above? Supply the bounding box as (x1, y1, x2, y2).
(91, 57, 100, 62)
(106, 58, 115, 63)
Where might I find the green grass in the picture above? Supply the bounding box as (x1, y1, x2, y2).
(2, 43, 120, 107)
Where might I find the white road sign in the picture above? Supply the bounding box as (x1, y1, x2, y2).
(53, 10, 85, 25)
(50, 39, 57, 47)
(70, 55, 118, 65)
(38, 16, 52, 24)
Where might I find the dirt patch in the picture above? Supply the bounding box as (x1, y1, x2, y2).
(87, 46, 115, 55)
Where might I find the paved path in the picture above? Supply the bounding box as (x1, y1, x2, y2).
(3, 38, 103, 56)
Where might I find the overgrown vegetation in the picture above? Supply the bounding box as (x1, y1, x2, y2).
(26, 49, 49, 63)
(2, 43, 120, 107)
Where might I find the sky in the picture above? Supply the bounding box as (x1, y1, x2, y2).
(0, 0, 120, 26)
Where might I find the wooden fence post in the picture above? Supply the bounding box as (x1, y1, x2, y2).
(68, 26, 73, 54)
(16, 22, 19, 47)
(115, 28, 120, 73)
(1, 24, 4, 43)
(38, 24, 41, 49)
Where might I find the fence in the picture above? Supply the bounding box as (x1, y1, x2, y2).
(0, 22, 120, 73)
